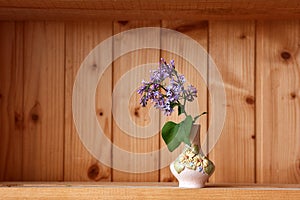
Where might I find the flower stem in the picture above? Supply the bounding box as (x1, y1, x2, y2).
(181, 93, 188, 117)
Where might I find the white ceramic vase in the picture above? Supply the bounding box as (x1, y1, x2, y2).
(170, 125, 215, 188)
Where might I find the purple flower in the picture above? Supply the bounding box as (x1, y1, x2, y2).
(170, 59, 175, 68)
(140, 95, 148, 107)
(178, 74, 186, 84)
(186, 85, 197, 102)
(137, 59, 198, 117)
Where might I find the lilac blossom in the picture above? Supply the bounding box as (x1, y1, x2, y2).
(186, 85, 197, 102)
(138, 59, 208, 153)
(137, 59, 198, 117)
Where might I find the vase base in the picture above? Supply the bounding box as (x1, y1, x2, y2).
(178, 182, 205, 188)
(170, 162, 210, 189)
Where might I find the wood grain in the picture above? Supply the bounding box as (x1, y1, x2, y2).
(1, 8, 299, 21)
(0, 22, 23, 180)
(0, 19, 299, 184)
(1, 182, 300, 188)
(209, 21, 256, 183)
(0, 0, 299, 10)
(160, 20, 208, 182)
(22, 22, 65, 181)
(0, 182, 299, 200)
(0, 1, 300, 20)
(112, 21, 160, 181)
(64, 21, 112, 181)
(256, 20, 300, 184)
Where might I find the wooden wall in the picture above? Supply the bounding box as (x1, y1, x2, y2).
(0, 20, 299, 184)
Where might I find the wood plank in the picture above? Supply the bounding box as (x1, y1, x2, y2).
(0, 22, 23, 180)
(22, 22, 64, 181)
(0, 0, 299, 12)
(65, 21, 112, 181)
(0, 183, 299, 200)
(1, 7, 300, 21)
(256, 20, 300, 184)
(209, 21, 255, 183)
(112, 21, 160, 181)
(1, 182, 300, 188)
(160, 20, 208, 182)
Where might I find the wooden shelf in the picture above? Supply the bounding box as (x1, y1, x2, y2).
(0, 182, 299, 199)
(0, 0, 300, 20)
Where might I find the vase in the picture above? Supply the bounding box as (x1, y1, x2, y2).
(170, 125, 215, 188)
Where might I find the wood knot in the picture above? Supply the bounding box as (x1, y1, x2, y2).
(31, 113, 39, 122)
(134, 107, 140, 117)
(14, 112, 23, 129)
(281, 51, 291, 60)
(0, 93, 2, 99)
(91, 64, 97, 68)
(246, 96, 255, 105)
(118, 21, 128, 26)
(251, 135, 256, 139)
(30, 101, 41, 123)
(239, 34, 246, 39)
(290, 92, 297, 99)
(88, 164, 100, 180)
(98, 109, 104, 116)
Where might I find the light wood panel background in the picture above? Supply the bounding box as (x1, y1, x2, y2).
(112, 21, 160, 181)
(65, 21, 112, 181)
(209, 21, 256, 183)
(0, 20, 299, 184)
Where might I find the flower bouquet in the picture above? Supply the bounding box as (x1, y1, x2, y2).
(138, 58, 214, 188)
(137, 58, 206, 152)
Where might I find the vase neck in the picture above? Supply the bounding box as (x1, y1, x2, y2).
(190, 124, 205, 156)
(190, 125, 200, 146)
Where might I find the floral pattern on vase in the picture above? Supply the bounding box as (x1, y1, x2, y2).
(170, 125, 215, 188)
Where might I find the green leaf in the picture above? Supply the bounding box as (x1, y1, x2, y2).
(161, 116, 194, 152)
(162, 121, 178, 144)
(177, 115, 193, 146)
